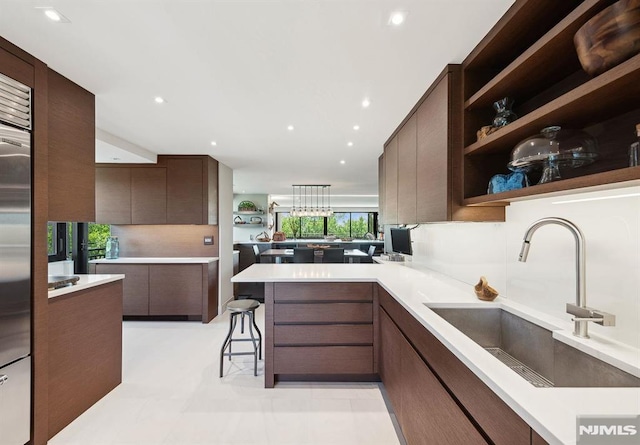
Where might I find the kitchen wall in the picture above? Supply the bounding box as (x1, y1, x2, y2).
(410, 186, 640, 349)
(111, 225, 219, 257)
(233, 194, 268, 241)
(218, 163, 234, 311)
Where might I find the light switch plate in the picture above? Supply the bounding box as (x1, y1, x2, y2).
(204, 236, 214, 245)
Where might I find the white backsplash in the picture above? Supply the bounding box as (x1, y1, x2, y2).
(410, 186, 640, 349)
(48, 260, 74, 276)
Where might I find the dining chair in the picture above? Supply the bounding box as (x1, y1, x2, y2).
(293, 247, 315, 263)
(252, 244, 261, 263)
(322, 248, 345, 263)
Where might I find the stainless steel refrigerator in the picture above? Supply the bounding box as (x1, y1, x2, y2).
(0, 72, 32, 445)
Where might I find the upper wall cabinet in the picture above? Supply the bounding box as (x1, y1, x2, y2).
(47, 69, 95, 222)
(383, 136, 398, 224)
(96, 155, 219, 225)
(462, 0, 640, 206)
(381, 65, 503, 224)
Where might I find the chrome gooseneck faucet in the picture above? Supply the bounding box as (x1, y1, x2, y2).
(518, 217, 615, 338)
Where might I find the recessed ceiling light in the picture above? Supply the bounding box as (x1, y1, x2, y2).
(211, 141, 217, 146)
(39, 7, 70, 23)
(353, 125, 360, 131)
(362, 98, 370, 108)
(340, 160, 346, 165)
(287, 125, 294, 131)
(389, 11, 406, 26)
(347, 142, 353, 147)
(154, 96, 165, 104)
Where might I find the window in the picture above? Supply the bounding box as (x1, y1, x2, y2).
(47, 222, 67, 262)
(300, 216, 324, 238)
(48, 222, 111, 262)
(277, 212, 377, 239)
(88, 223, 111, 260)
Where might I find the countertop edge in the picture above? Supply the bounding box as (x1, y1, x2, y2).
(90, 257, 219, 264)
(48, 274, 125, 299)
(231, 263, 640, 445)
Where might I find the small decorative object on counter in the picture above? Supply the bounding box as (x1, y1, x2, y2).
(574, 0, 640, 77)
(508, 126, 598, 184)
(487, 171, 529, 194)
(474, 276, 499, 301)
(255, 231, 270, 242)
(272, 231, 286, 241)
(492, 97, 518, 128)
(105, 236, 119, 259)
(629, 123, 640, 167)
(238, 200, 257, 211)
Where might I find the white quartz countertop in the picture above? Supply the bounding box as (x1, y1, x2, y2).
(48, 274, 125, 299)
(231, 263, 640, 445)
(90, 257, 219, 264)
(233, 239, 382, 244)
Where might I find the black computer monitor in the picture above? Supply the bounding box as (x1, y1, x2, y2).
(390, 228, 412, 256)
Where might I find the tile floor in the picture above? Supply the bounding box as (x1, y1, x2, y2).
(49, 306, 403, 445)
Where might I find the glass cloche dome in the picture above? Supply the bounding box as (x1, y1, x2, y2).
(507, 126, 598, 184)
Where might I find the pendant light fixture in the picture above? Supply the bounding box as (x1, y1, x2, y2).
(290, 185, 333, 217)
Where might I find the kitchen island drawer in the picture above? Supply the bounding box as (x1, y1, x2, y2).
(274, 346, 373, 374)
(274, 324, 373, 346)
(274, 282, 373, 302)
(274, 302, 372, 323)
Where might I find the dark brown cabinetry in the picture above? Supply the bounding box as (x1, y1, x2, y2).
(462, 0, 640, 206)
(131, 167, 166, 224)
(379, 285, 542, 445)
(96, 155, 218, 225)
(380, 310, 487, 445)
(93, 264, 149, 315)
(397, 115, 417, 223)
(92, 262, 218, 322)
(149, 264, 203, 316)
(95, 167, 131, 224)
(48, 281, 123, 439)
(47, 68, 95, 222)
(264, 282, 377, 387)
(378, 154, 385, 224)
(383, 136, 398, 224)
(167, 158, 203, 224)
(381, 66, 503, 223)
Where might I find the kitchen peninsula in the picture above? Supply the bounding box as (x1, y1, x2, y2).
(48, 274, 124, 439)
(231, 263, 640, 445)
(90, 257, 219, 322)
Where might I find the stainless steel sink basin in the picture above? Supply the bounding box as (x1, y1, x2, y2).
(428, 306, 640, 388)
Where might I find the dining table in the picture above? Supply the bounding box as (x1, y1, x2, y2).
(260, 248, 368, 263)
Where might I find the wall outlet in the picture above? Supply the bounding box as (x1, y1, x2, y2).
(204, 236, 214, 245)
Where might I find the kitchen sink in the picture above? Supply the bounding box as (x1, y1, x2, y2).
(427, 306, 640, 388)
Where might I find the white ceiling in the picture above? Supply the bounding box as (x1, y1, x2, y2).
(0, 0, 514, 198)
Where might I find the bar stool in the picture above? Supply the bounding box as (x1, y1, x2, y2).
(219, 299, 262, 377)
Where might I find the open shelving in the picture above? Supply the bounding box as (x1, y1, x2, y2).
(461, 0, 640, 206)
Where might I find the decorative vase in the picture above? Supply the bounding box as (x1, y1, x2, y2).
(492, 97, 518, 128)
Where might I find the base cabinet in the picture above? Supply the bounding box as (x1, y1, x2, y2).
(379, 285, 547, 445)
(264, 282, 376, 387)
(93, 262, 218, 323)
(380, 310, 487, 445)
(48, 281, 123, 439)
